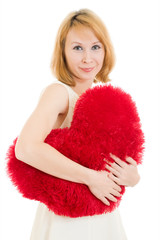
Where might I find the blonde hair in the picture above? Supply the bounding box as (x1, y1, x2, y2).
(50, 9, 115, 86)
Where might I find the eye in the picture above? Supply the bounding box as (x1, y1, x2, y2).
(92, 45, 101, 50)
(73, 45, 83, 51)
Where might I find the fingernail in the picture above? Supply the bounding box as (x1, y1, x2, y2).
(104, 158, 110, 164)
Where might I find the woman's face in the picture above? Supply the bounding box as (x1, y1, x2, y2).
(64, 26, 105, 83)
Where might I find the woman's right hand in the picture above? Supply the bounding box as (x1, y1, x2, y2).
(87, 169, 122, 206)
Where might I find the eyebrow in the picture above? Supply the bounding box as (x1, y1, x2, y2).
(71, 41, 101, 45)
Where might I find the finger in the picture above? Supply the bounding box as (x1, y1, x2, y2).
(103, 158, 110, 164)
(106, 194, 117, 202)
(109, 173, 121, 187)
(95, 194, 110, 206)
(110, 162, 122, 173)
(111, 189, 121, 197)
(114, 184, 122, 192)
(110, 153, 126, 168)
(101, 197, 110, 206)
(126, 156, 137, 166)
(106, 165, 120, 177)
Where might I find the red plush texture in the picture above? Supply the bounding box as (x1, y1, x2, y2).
(6, 85, 144, 218)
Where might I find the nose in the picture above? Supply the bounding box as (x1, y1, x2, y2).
(82, 50, 93, 64)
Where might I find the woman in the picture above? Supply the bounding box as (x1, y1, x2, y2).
(15, 9, 140, 240)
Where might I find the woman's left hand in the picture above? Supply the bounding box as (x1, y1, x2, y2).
(105, 153, 140, 187)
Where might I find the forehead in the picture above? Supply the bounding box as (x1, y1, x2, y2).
(66, 26, 99, 44)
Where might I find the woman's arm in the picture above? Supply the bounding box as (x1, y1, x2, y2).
(15, 83, 89, 184)
(15, 84, 121, 205)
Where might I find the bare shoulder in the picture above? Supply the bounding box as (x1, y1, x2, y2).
(15, 82, 69, 146)
(41, 82, 68, 96)
(38, 82, 69, 115)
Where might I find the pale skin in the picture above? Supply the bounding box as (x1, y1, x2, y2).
(106, 154, 140, 187)
(15, 25, 140, 206)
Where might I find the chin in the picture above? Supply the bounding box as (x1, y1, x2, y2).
(77, 73, 98, 82)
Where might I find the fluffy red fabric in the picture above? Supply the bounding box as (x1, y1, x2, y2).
(6, 85, 144, 218)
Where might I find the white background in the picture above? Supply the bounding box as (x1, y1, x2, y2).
(0, 0, 160, 239)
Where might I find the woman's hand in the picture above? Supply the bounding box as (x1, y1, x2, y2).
(105, 153, 140, 187)
(87, 169, 122, 206)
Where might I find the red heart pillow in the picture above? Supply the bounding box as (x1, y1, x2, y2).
(6, 85, 144, 218)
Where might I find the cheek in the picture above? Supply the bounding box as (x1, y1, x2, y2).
(100, 54, 105, 69)
(97, 53, 105, 68)
(94, 50, 105, 64)
(65, 52, 80, 68)
(100, 51, 105, 63)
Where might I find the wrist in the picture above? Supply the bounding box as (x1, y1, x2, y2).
(82, 168, 97, 186)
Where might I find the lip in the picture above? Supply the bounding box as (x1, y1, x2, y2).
(80, 67, 94, 72)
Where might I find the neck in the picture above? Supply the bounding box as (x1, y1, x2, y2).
(71, 79, 94, 96)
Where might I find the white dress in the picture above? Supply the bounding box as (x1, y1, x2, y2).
(30, 80, 127, 240)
